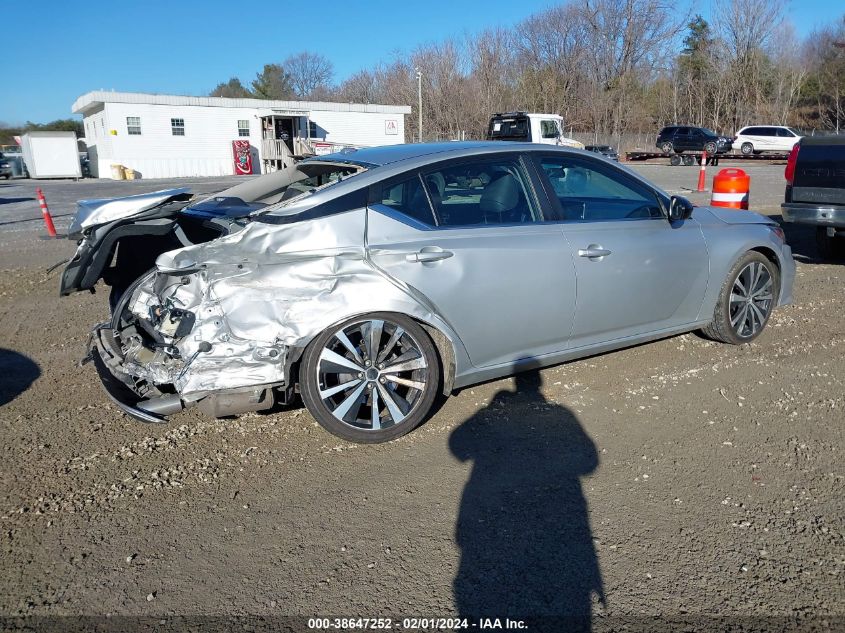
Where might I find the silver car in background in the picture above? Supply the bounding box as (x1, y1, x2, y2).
(74, 142, 795, 443)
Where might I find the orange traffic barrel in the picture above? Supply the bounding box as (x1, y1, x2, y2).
(711, 168, 750, 209)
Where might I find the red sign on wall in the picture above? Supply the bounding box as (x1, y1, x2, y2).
(232, 140, 253, 175)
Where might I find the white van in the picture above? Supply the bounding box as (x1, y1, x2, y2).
(733, 126, 801, 155)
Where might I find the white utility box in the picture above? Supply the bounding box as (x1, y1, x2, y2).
(20, 131, 82, 179)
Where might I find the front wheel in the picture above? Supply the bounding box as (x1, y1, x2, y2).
(741, 142, 753, 155)
(702, 252, 779, 344)
(300, 313, 441, 443)
(704, 142, 717, 154)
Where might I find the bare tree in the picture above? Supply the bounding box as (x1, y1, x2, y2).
(284, 52, 334, 99)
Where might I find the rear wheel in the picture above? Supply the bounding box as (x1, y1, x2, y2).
(300, 313, 441, 443)
(660, 141, 674, 154)
(816, 227, 845, 261)
(702, 251, 779, 345)
(740, 143, 753, 155)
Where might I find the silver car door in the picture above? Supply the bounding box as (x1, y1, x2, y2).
(366, 156, 576, 369)
(535, 154, 709, 349)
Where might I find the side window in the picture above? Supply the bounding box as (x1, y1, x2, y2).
(776, 128, 793, 137)
(374, 173, 436, 226)
(540, 120, 559, 139)
(538, 156, 663, 221)
(126, 117, 141, 135)
(422, 157, 539, 226)
(759, 127, 775, 136)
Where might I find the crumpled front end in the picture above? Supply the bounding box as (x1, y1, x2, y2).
(87, 209, 438, 423)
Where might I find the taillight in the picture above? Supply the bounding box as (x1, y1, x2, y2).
(785, 144, 800, 184)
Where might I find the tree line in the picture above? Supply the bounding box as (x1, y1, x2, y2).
(0, 119, 83, 147)
(212, 0, 844, 149)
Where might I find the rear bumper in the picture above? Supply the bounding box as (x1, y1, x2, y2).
(86, 325, 282, 423)
(89, 326, 171, 423)
(781, 202, 845, 228)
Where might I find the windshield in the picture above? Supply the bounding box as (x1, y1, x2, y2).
(198, 161, 366, 216)
(488, 116, 530, 141)
(701, 128, 717, 136)
(271, 163, 362, 206)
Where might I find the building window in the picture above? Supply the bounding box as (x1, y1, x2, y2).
(309, 121, 319, 138)
(171, 118, 185, 136)
(126, 117, 141, 135)
(237, 120, 250, 137)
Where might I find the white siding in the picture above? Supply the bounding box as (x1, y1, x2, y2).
(309, 111, 405, 147)
(74, 91, 410, 179)
(92, 103, 260, 179)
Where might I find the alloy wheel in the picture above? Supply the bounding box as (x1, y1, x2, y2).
(729, 261, 774, 338)
(315, 319, 430, 431)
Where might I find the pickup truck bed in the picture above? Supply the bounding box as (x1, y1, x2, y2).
(781, 135, 845, 259)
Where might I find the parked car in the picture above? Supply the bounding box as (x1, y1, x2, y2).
(781, 135, 845, 259)
(0, 153, 12, 179)
(584, 145, 619, 161)
(62, 142, 794, 443)
(656, 126, 733, 155)
(734, 125, 801, 155)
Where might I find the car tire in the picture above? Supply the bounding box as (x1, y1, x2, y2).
(683, 155, 696, 166)
(704, 142, 717, 154)
(660, 142, 674, 154)
(702, 251, 779, 345)
(740, 143, 753, 155)
(816, 227, 845, 261)
(300, 313, 441, 443)
(669, 155, 681, 166)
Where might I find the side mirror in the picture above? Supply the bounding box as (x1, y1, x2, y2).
(668, 195, 694, 221)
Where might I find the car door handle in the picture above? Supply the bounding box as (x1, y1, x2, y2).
(578, 246, 612, 259)
(406, 249, 453, 263)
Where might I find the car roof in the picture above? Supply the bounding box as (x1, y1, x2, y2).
(306, 141, 538, 168)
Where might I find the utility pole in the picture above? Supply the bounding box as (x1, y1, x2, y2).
(415, 68, 423, 143)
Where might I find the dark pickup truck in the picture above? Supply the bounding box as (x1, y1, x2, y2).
(781, 135, 845, 260)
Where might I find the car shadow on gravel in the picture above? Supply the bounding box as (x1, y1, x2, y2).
(449, 370, 604, 631)
(0, 348, 40, 406)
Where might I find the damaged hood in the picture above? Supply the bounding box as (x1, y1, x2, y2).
(68, 188, 192, 235)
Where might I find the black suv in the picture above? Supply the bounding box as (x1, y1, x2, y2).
(656, 126, 733, 155)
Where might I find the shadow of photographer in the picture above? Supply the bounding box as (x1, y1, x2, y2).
(449, 370, 604, 631)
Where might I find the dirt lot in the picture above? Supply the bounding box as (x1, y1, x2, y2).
(0, 166, 842, 631)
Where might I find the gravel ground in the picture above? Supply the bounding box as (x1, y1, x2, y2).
(0, 165, 842, 631)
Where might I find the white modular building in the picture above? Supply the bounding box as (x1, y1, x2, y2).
(71, 91, 411, 179)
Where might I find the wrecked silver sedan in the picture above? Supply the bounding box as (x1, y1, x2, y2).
(62, 142, 795, 443)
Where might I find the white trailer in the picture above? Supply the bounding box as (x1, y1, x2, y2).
(20, 131, 82, 179)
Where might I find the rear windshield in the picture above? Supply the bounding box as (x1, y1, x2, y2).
(488, 116, 530, 141)
(253, 162, 364, 212)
